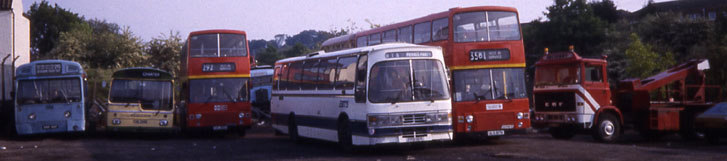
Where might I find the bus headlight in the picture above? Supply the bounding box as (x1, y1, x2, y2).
(160, 120, 169, 126)
(28, 113, 36, 120)
(64, 111, 72, 118)
(112, 119, 121, 125)
(426, 112, 450, 123)
(465, 115, 474, 123)
(516, 112, 524, 120)
(367, 115, 402, 127)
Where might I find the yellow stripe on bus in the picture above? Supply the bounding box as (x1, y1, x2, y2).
(189, 74, 250, 79)
(450, 63, 526, 70)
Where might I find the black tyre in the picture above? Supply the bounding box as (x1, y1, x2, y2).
(592, 113, 621, 142)
(288, 115, 299, 142)
(549, 127, 576, 140)
(705, 132, 720, 145)
(237, 126, 246, 137)
(337, 117, 354, 151)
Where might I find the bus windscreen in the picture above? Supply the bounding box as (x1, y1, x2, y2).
(109, 79, 173, 110)
(17, 78, 82, 105)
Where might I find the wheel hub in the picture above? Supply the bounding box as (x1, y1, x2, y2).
(603, 120, 614, 136)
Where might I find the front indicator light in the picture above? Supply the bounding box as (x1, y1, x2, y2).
(28, 113, 36, 120)
(64, 111, 71, 118)
(112, 119, 121, 125)
(160, 120, 169, 126)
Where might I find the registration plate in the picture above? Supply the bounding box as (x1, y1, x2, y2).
(42, 125, 58, 129)
(133, 120, 148, 124)
(487, 130, 505, 136)
(212, 126, 228, 131)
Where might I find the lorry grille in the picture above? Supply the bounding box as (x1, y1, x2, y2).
(402, 114, 426, 124)
(534, 92, 576, 112)
(402, 128, 428, 138)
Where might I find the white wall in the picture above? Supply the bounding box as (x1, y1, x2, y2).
(0, 0, 31, 101)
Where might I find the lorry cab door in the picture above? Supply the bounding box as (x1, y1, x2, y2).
(583, 63, 611, 108)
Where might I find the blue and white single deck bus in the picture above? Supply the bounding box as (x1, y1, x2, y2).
(272, 43, 453, 147)
(14, 60, 86, 135)
(251, 66, 274, 121)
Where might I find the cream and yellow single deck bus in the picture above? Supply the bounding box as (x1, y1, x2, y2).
(272, 43, 453, 147)
(105, 67, 177, 132)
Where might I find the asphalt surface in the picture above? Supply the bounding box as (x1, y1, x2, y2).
(0, 125, 726, 161)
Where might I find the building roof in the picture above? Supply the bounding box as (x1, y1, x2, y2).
(0, 0, 12, 10)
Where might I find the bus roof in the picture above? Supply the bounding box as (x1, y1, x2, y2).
(112, 67, 173, 80)
(16, 59, 84, 78)
(321, 6, 518, 47)
(275, 43, 440, 64)
(188, 29, 247, 37)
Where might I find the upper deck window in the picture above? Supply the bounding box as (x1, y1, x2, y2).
(398, 26, 412, 43)
(383, 30, 397, 43)
(369, 33, 381, 45)
(190, 33, 248, 57)
(432, 18, 449, 41)
(454, 11, 520, 42)
(414, 22, 431, 43)
(357, 36, 368, 47)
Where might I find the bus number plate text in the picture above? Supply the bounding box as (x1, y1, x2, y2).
(487, 130, 505, 136)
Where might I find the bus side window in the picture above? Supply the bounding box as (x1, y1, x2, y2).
(318, 58, 336, 90)
(355, 54, 368, 103)
(335, 56, 357, 90)
(289, 61, 304, 90)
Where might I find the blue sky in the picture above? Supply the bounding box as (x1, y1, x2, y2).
(22, 0, 671, 40)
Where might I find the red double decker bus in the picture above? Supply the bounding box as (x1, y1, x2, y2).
(321, 6, 529, 140)
(179, 29, 252, 135)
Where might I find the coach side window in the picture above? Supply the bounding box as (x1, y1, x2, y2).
(355, 54, 368, 103)
(335, 56, 357, 90)
(288, 61, 304, 90)
(414, 21, 431, 43)
(432, 18, 449, 41)
(398, 26, 412, 43)
(383, 30, 397, 43)
(357, 36, 367, 47)
(301, 60, 319, 90)
(317, 58, 337, 90)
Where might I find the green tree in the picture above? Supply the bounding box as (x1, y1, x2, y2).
(146, 31, 183, 76)
(50, 19, 145, 69)
(541, 0, 607, 56)
(26, 0, 85, 60)
(624, 33, 674, 78)
(255, 45, 281, 65)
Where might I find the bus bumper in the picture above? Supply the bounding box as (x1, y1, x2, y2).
(15, 120, 85, 135)
(352, 125, 453, 146)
